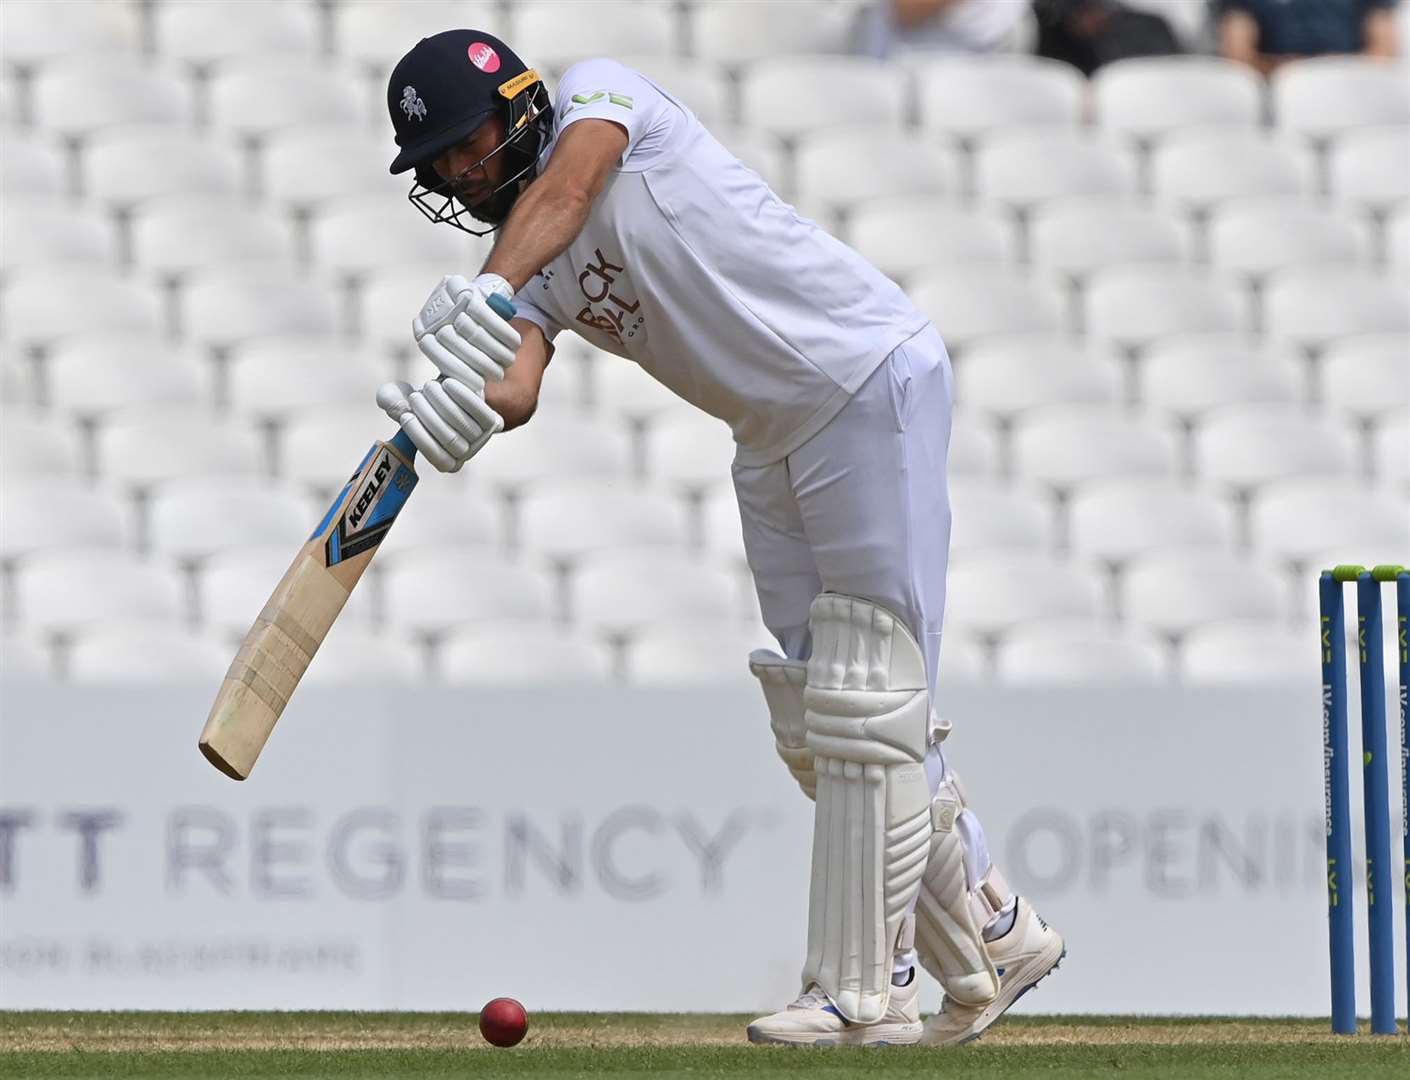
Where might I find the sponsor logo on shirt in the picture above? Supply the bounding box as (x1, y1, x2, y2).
(563, 90, 634, 118)
(573, 247, 644, 347)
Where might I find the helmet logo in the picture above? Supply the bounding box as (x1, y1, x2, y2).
(400, 86, 427, 121)
(468, 41, 501, 73)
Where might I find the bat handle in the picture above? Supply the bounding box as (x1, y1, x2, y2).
(389, 428, 418, 460)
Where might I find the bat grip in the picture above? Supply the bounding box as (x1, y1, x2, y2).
(389, 428, 418, 459)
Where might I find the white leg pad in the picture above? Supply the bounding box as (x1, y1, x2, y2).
(802, 594, 932, 1025)
(749, 650, 815, 799)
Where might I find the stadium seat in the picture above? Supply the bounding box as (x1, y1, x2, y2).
(1, 131, 67, 197)
(1319, 334, 1410, 419)
(298, 627, 425, 686)
(593, 358, 695, 425)
(261, 125, 408, 208)
(975, 130, 1137, 212)
(1, 633, 53, 680)
(793, 127, 958, 227)
(334, 1, 504, 70)
(642, 411, 738, 492)
(154, 1, 321, 66)
(1263, 267, 1410, 351)
(148, 479, 313, 562)
(995, 621, 1170, 684)
(1328, 126, 1410, 217)
(739, 58, 905, 139)
(625, 621, 779, 685)
(360, 261, 498, 356)
(383, 550, 557, 635)
(1094, 56, 1262, 142)
(130, 197, 297, 276)
(939, 632, 987, 683)
(847, 199, 1015, 281)
(14, 551, 186, 631)
(1141, 334, 1304, 421)
(944, 552, 1108, 637)
(950, 412, 1002, 477)
(0, 481, 134, 562)
(1085, 265, 1247, 351)
(691, 0, 863, 64)
(1, 1, 142, 67)
(373, 482, 501, 557)
(909, 269, 1067, 350)
(1272, 58, 1410, 141)
(1150, 130, 1315, 216)
(1180, 619, 1311, 685)
(199, 544, 375, 633)
(279, 406, 395, 490)
(474, 411, 635, 492)
(179, 267, 341, 348)
(66, 624, 231, 684)
(915, 56, 1086, 139)
(1123, 551, 1291, 636)
(569, 549, 745, 633)
(956, 336, 1123, 419)
(2, 268, 165, 350)
(31, 61, 195, 135)
(699, 484, 747, 562)
(518, 480, 688, 562)
(948, 480, 1057, 556)
(0, 352, 32, 406)
(1028, 199, 1189, 280)
(1193, 403, 1359, 489)
(227, 336, 390, 421)
(612, 56, 730, 129)
(0, 416, 84, 479)
(1249, 478, 1409, 564)
(1388, 204, 1410, 271)
(0, 200, 119, 272)
(1374, 408, 1409, 491)
(1208, 197, 1370, 281)
(1012, 404, 1180, 489)
(1068, 479, 1238, 563)
(438, 623, 613, 685)
(208, 59, 369, 138)
(96, 411, 264, 488)
(710, 128, 790, 195)
(82, 127, 244, 206)
(45, 335, 208, 418)
(310, 195, 476, 277)
(514, 1, 679, 72)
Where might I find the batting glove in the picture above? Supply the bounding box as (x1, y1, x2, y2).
(412, 273, 520, 396)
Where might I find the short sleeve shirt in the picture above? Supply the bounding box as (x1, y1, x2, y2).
(1216, 0, 1395, 55)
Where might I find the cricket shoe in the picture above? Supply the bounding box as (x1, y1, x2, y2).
(746, 974, 922, 1047)
(922, 897, 1065, 1046)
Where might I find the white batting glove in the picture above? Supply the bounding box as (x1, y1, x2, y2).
(412, 273, 521, 396)
(376, 377, 503, 473)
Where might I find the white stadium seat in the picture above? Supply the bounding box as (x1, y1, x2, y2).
(1085, 265, 1247, 351)
(1329, 126, 1410, 216)
(227, 337, 391, 421)
(569, 549, 744, 634)
(261, 125, 408, 208)
(642, 411, 738, 492)
(692, 0, 862, 64)
(334, 1, 504, 70)
(1068, 479, 1238, 563)
(1, 1, 142, 66)
(96, 411, 264, 488)
(130, 197, 297, 275)
(208, 60, 369, 137)
(1389, 205, 1410, 271)
(360, 262, 498, 355)
(1180, 620, 1312, 685)
(474, 411, 634, 491)
(1207, 198, 1370, 280)
(948, 480, 1057, 556)
(154, 1, 321, 65)
(625, 621, 778, 685)
(944, 552, 1107, 637)
(279, 407, 393, 490)
(949, 412, 1002, 477)
(1012, 405, 1180, 489)
(0, 416, 84, 479)
(1141, 335, 1304, 420)
(1263, 267, 1410, 351)
(31, 61, 195, 136)
(1374, 408, 1409, 491)
(180, 267, 341, 348)
(613, 56, 730, 129)
(439, 624, 613, 685)
(1028, 199, 1189, 280)
(1123, 551, 1291, 636)
(847, 199, 1015, 281)
(939, 632, 987, 683)
(310, 195, 476, 277)
(1194, 403, 1358, 490)
(1, 131, 67, 197)
(66, 624, 231, 684)
(956, 336, 1123, 419)
(1150, 130, 1314, 216)
(996, 621, 1170, 685)
(298, 627, 425, 686)
(1094, 56, 1262, 141)
(909, 269, 1067, 350)
(975, 130, 1137, 212)
(199, 545, 376, 633)
(711, 127, 790, 194)
(1320, 334, 1410, 419)
(2, 268, 164, 350)
(699, 484, 747, 562)
(739, 58, 905, 139)
(0, 482, 134, 562)
(0, 200, 119, 271)
(1272, 58, 1410, 140)
(915, 56, 1085, 139)
(593, 358, 694, 424)
(383, 551, 557, 635)
(15, 551, 186, 631)
(514, 1, 679, 72)
(148, 479, 314, 562)
(518, 480, 687, 562)
(45, 335, 208, 418)
(82, 127, 243, 206)
(1249, 478, 1409, 564)
(1, 634, 53, 680)
(373, 481, 501, 558)
(793, 127, 957, 226)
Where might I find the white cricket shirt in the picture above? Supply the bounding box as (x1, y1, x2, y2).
(511, 58, 930, 466)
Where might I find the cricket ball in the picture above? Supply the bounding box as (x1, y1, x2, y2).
(479, 996, 528, 1047)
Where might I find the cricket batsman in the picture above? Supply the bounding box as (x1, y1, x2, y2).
(376, 30, 1064, 1046)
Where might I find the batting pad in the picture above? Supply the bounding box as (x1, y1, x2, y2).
(749, 649, 815, 799)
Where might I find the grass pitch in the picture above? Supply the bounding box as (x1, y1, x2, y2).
(3, 1011, 1407, 1079)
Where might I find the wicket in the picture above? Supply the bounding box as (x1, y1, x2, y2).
(1319, 563, 1408, 1035)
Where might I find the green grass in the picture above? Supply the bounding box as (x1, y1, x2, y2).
(3, 1011, 1407, 1079)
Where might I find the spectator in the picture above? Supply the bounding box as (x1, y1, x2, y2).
(860, 0, 1033, 57)
(1216, 0, 1400, 74)
(1033, 0, 1183, 75)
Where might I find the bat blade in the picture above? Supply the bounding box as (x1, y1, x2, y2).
(199, 431, 418, 780)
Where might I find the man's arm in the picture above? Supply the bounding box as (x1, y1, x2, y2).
(1218, 9, 1279, 73)
(1362, 6, 1399, 57)
(482, 118, 629, 292)
(484, 317, 552, 431)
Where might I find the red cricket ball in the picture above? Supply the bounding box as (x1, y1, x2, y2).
(479, 996, 528, 1047)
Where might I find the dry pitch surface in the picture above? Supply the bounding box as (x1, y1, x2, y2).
(3, 1012, 1408, 1079)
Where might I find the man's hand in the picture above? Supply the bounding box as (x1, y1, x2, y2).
(377, 376, 502, 473)
(413, 274, 521, 395)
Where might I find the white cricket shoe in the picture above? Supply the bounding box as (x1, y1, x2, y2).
(922, 897, 1065, 1046)
(746, 974, 923, 1047)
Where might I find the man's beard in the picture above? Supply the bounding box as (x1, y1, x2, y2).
(461, 182, 520, 226)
